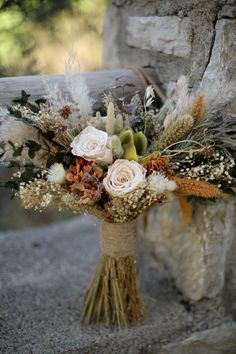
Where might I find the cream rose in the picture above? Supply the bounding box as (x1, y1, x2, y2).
(103, 159, 146, 197)
(70, 126, 113, 164)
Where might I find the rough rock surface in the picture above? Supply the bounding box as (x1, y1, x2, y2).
(158, 323, 236, 354)
(104, 0, 236, 92)
(104, 0, 236, 301)
(126, 16, 191, 57)
(142, 200, 236, 301)
(1, 217, 235, 353)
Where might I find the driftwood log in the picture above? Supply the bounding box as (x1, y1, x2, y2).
(0, 68, 156, 108)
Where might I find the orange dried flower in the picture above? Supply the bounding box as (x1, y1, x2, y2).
(191, 95, 204, 123)
(146, 156, 172, 175)
(65, 158, 92, 183)
(170, 176, 224, 198)
(65, 158, 104, 204)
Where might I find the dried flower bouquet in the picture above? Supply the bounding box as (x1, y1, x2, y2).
(0, 57, 235, 327)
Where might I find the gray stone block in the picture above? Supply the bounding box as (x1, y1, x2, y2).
(126, 16, 191, 58)
(0, 217, 235, 353)
(142, 199, 236, 301)
(158, 323, 236, 354)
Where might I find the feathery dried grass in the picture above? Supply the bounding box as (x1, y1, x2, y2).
(171, 176, 224, 198)
(191, 95, 204, 123)
(154, 115, 194, 152)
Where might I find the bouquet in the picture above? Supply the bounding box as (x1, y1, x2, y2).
(1, 58, 235, 327)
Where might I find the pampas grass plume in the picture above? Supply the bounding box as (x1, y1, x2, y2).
(191, 95, 204, 123)
(106, 102, 115, 136)
(111, 135, 124, 159)
(115, 113, 124, 134)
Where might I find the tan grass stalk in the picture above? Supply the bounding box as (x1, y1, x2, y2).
(81, 255, 145, 327)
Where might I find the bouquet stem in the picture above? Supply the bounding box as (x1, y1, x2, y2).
(81, 220, 145, 327)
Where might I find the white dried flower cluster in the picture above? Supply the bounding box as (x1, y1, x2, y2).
(144, 85, 155, 108)
(105, 182, 166, 223)
(147, 172, 177, 196)
(47, 163, 66, 184)
(105, 182, 147, 222)
(176, 152, 235, 187)
(18, 178, 63, 211)
(61, 193, 106, 219)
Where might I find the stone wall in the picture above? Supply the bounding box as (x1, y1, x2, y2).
(104, 0, 236, 304)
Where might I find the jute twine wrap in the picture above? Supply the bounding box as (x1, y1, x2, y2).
(101, 220, 137, 257)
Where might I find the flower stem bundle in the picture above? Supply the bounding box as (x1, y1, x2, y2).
(81, 220, 145, 327)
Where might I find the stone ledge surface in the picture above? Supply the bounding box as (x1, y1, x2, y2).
(0, 217, 235, 354)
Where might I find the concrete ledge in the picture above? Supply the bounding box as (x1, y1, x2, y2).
(0, 217, 235, 353)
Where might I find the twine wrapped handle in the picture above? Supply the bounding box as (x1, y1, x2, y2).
(81, 218, 145, 327)
(101, 220, 137, 257)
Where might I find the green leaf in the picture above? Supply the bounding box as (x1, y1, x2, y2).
(21, 169, 35, 181)
(8, 140, 15, 149)
(0, 141, 6, 149)
(35, 98, 47, 106)
(8, 160, 21, 168)
(13, 145, 24, 157)
(25, 140, 41, 151)
(28, 149, 35, 159)
(43, 131, 55, 140)
(4, 181, 17, 189)
(22, 90, 30, 101)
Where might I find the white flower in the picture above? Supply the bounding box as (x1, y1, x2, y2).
(144, 85, 155, 107)
(47, 163, 65, 184)
(70, 126, 113, 164)
(147, 172, 176, 194)
(103, 159, 146, 197)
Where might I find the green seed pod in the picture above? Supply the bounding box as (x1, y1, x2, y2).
(133, 131, 148, 155)
(119, 128, 138, 161)
(119, 128, 134, 145)
(123, 142, 138, 161)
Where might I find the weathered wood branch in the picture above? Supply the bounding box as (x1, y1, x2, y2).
(0, 68, 155, 108)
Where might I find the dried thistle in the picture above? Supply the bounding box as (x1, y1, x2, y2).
(59, 105, 72, 119)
